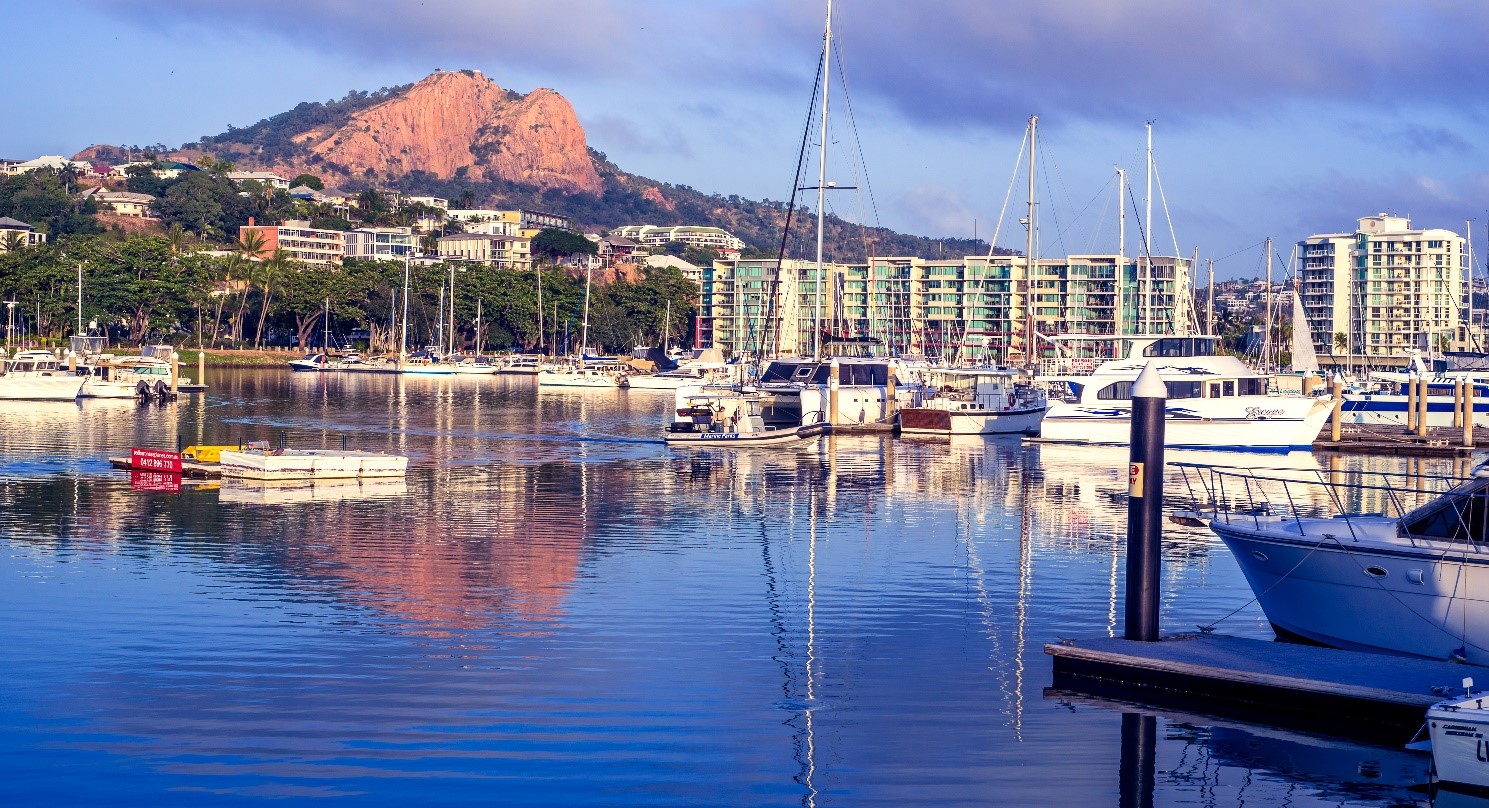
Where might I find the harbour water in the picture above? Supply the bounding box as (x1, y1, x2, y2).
(0, 370, 1463, 805)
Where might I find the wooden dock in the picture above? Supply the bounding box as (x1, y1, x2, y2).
(1047, 634, 1471, 740)
(1312, 424, 1487, 456)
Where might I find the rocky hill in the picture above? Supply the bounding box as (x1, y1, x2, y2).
(74, 70, 991, 260)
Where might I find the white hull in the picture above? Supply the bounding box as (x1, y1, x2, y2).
(401, 366, 457, 375)
(538, 371, 621, 388)
(452, 366, 498, 375)
(0, 375, 85, 401)
(218, 449, 409, 481)
(1042, 396, 1330, 451)
(79, 379, 146, 399)
(1213, 519, 1489, 664)
(665, 425, 823, 447)
(1341, 394, 1489, 428)
(1428, 699, 1489, 790)
(899, 405, 1046, 435)
(628, 374, 713, 391)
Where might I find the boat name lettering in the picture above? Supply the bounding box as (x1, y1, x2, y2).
(1446, 729, 1479, 737)
(700, 433, 740, 440)
(1244, 407, 1285, 420)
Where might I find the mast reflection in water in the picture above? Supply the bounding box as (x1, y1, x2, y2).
(0, 370, 1449, 805)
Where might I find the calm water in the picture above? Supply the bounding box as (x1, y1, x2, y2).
(0, 369, 1469, 805)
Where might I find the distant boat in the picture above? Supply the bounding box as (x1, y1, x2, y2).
(666, 387, 825, 446)
(898, 368, 1047, 435)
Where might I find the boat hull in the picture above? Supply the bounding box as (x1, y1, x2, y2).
(664, 424, 824, 447)
(1341, 394, 1489, 428)
(1041, 396, 1330, 451)
(1428, 700, 1489, 790)
(0, 375, 86, 401)
(899, 405, 1046, 435)
(537, 371, 621, 388)
(1212, 519, 1489, 665)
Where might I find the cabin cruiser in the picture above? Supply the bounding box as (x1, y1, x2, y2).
(751, 355, 922, 431)
(627, 365, 733, 391)
(537, 359, 627, 388)
(1042, 336, 1331, 451)
(80, 355, 176, 398)
(0, 350, 86, 400)
(451, 356, 498, 375)
(497, 356, 544, 375)
(899, 368, 1047, 435)
(1181, 461, 1489, 665)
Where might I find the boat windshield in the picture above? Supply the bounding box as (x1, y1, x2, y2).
(1399, 477, 1489, 544)
(1142, 337, 1218, 358)
(760, 361, 830, 385)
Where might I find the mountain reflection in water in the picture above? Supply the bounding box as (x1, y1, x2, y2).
(0, 370, 1458, 805)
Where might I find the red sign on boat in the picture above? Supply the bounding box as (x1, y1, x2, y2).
(130, 470, 182, 493)
(129, 448, 183, 474)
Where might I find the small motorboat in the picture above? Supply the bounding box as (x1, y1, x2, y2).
(1424, 677, 1489, 791)
(665, 387, 825, 447)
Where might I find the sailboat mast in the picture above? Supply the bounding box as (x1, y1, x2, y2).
(323, 297, 330, 350)
(1144, 122, 1154, 335)
(814, 0, 833, 361)
(76, 262, 83, 336)
(400, 255, 410, 358)
(475, 299, 482, 359)
(436, 284, 445, 356)
(1024, 114, 1037, 366)
(580, 264, 592, 357)
(536, 267, 544, 356)
(1467, 218, 1475, 351)
(1116, 168, 1126, 338)
(448, 262, 456, 357)
(663, 299, 671, 354)
(1264, 236, 1273, 373)
(1206, 259, 1215, 336)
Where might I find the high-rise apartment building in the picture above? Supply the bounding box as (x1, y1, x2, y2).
(701, 253, 1192, 361)
(1298, 214, 1466, 363)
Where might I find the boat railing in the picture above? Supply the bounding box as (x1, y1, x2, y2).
(1172, 461, 1475, 546)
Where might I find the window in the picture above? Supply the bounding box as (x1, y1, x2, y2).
(1097, 381, 1132, 400)
(1165, 381, 1201, 399)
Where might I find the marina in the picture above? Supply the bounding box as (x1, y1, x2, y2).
(0, 367, 1460, 805)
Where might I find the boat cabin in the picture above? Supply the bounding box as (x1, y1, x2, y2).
(915, 369, 1039, 411)
(5, 351, 67, 374)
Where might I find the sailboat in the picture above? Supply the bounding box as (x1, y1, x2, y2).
(537, 264, 626, 388)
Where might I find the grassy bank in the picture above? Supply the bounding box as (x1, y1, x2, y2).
(171, 349, 298, 368)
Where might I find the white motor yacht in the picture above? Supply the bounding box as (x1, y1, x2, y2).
(1042, 336, 1332, 451)
(899, 367, 1047, 435)
(537, 360, 626, 389)
(497, 356, 544, 376)
(0, 351, 86, 400)
(753, 355, 922, 431)
(1183, 461, 1489, 665)
(1426, 680, 1489, 791)
(80, 356, 176, 398)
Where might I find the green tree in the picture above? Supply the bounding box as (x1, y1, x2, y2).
(1, 231, 25, 253)
(531, 228, 596, 264)
(253, 248, 291, 348)
(291, 173, 324, 191)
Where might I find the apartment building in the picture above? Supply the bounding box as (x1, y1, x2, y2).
(344, 227, 414, 262)
(700, 253, 1192, 361)
(610, 225, 745, 257)
(238, 219, 344, 265)
(1298, 214, 1466, 363)
(226, 171, 291, 190)
(436, 233, 532, 269)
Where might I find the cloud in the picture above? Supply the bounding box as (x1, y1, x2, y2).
(85, 0, 1489, 137)
(892, 184, 981, 239)
(584, 114, 692, 158)
(1389, 124, 1472, 155)
(1272, 169, 1489, 240)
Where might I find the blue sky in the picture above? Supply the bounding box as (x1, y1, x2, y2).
(4, 0, 1489, 278)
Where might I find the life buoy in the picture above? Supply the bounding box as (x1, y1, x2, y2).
(1007, 392, 1017, 407)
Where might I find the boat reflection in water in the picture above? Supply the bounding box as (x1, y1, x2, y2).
(0, 368, 1453, 805)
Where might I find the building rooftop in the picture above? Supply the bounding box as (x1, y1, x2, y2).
(0, 216, 34, 230)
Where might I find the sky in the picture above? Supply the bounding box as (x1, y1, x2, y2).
(4, 0, 1489, 279)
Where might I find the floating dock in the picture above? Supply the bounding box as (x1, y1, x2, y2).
(1047, 634, 1469, 740)
(1312, 424, 1488, 456)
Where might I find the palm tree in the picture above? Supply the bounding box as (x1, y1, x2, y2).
(1, 231, 25, 253)
(166, 222, 188, 254)
(227, 230, 270, 345)
(237, 228, 267, 260)
(212, 253, 247, 347)
(253, 248, 290, 349)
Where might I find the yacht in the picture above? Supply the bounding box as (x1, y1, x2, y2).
(751, 355, 922, 431)
(497, 356, 544, 376)
(1340, 352, 1489, 428)
(1041, 336, 1331, 451)
(80, 355, 175, 398)
(452, 356, 498, 375)
(1188, 460, 1489, 665)
(898, 368, 1047, 435)
(627, 365, 732, 391)
(0, 351, 86, 400)
(537, 360, 627, 389)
